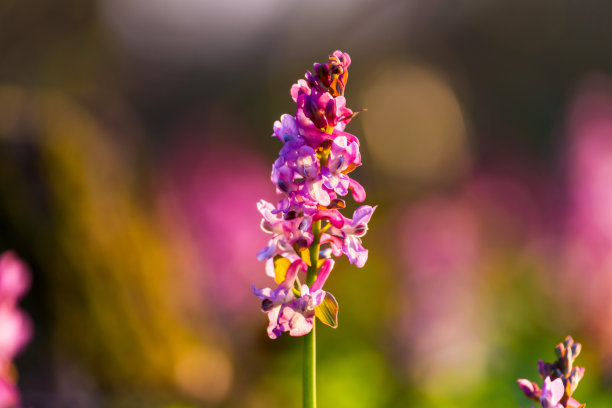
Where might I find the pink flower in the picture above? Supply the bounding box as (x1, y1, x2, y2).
(519, 337, 586, 408)
(271, 138, 332, 208)
(0, 251, 32, 408)
(253, 260, 306, 339)
(272, 114, 299, 143)
(254, 50, 374, 338)
(321, 136, 361, 197)
(296, 90, 354, 131)
(0, 251, 31, 306)
(0, 378, 18, 408)
(328, 205, 376, 268)
(256, 200, 313, 262)
(0, 307, 31, 363)
(303, 50, 351, 98)
(518, 378, 541, 401)
(540, 377, 564, 408)
(278, 260, 334, 337)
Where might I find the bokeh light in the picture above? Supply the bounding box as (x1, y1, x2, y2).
(361, 63, 470, 183)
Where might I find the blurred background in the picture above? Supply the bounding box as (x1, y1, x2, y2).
(2, 0, 612, 406)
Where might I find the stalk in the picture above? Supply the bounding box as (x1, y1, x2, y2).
(303, 319, 316, 408)
(303, 218, 321, 408)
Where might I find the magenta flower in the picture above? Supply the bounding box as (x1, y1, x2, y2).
(253, 50, 374, 341)
(304, 50, 351, 98)
(295, 89, 354, 131)
(290, 52, 357, 148)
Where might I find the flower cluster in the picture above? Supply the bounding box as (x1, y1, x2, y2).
(0, 251, 32, 407)
(253, 51, 375, 339)
(518, 336, 585, 408)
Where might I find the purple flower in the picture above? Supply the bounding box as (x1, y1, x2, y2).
(253, 260, 306, 339)
(296, 90, 354, 132)
(568, 366, 585, 395)
(322, 136, 361, 196)
(519, 337, 586, 408)
(256, 200, 313, 262)
(291, 50, 354, 139)
(329, 205, 376, 268)
(271, 137, 333, 208)
(272, 114, 299, 143)
(254, 50, 374, 338)
(518, 378, 541, 401)
(304, 50, 351, 97)
(326, 50, 351, 96)
(328, 136, 361, 173)
(540, 376, 564, 408)
(278, 260, 334, 337)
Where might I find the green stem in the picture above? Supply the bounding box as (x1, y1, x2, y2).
(303, 136, 330, 408)
(303, 219, 321, 408)
(307, 220, 322, 286)
(303, 320, 316, 408)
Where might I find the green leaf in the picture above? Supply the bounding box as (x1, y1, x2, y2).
(315, 292, 339, 328)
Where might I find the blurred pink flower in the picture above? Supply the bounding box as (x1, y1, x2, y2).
(158, 128, 275, 321)
(0, 252, 31, 306)
(0, 378, 18, 408)
(562, 75, 612, 364)
(0, 307, 31, 365)
(0, 251, 32, 408)
(396, 196, 485, 390)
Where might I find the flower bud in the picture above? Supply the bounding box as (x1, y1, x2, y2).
(325, 98, 337, 125)
(518, 379, 541, 401)
(538, 359, 554, 379)
(568, 366, 585, 395)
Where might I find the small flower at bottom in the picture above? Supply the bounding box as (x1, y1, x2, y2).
(278, 260, 334, 337)
(518, 336, 586, 408)
(540, 377, 564, 408)
(253, 260, 307, 339)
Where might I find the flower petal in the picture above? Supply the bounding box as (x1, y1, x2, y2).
(348, 178, 366, 202)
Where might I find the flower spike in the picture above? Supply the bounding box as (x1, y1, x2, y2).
(253, 50, 375, 339)
(519, 336, 586, 408)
